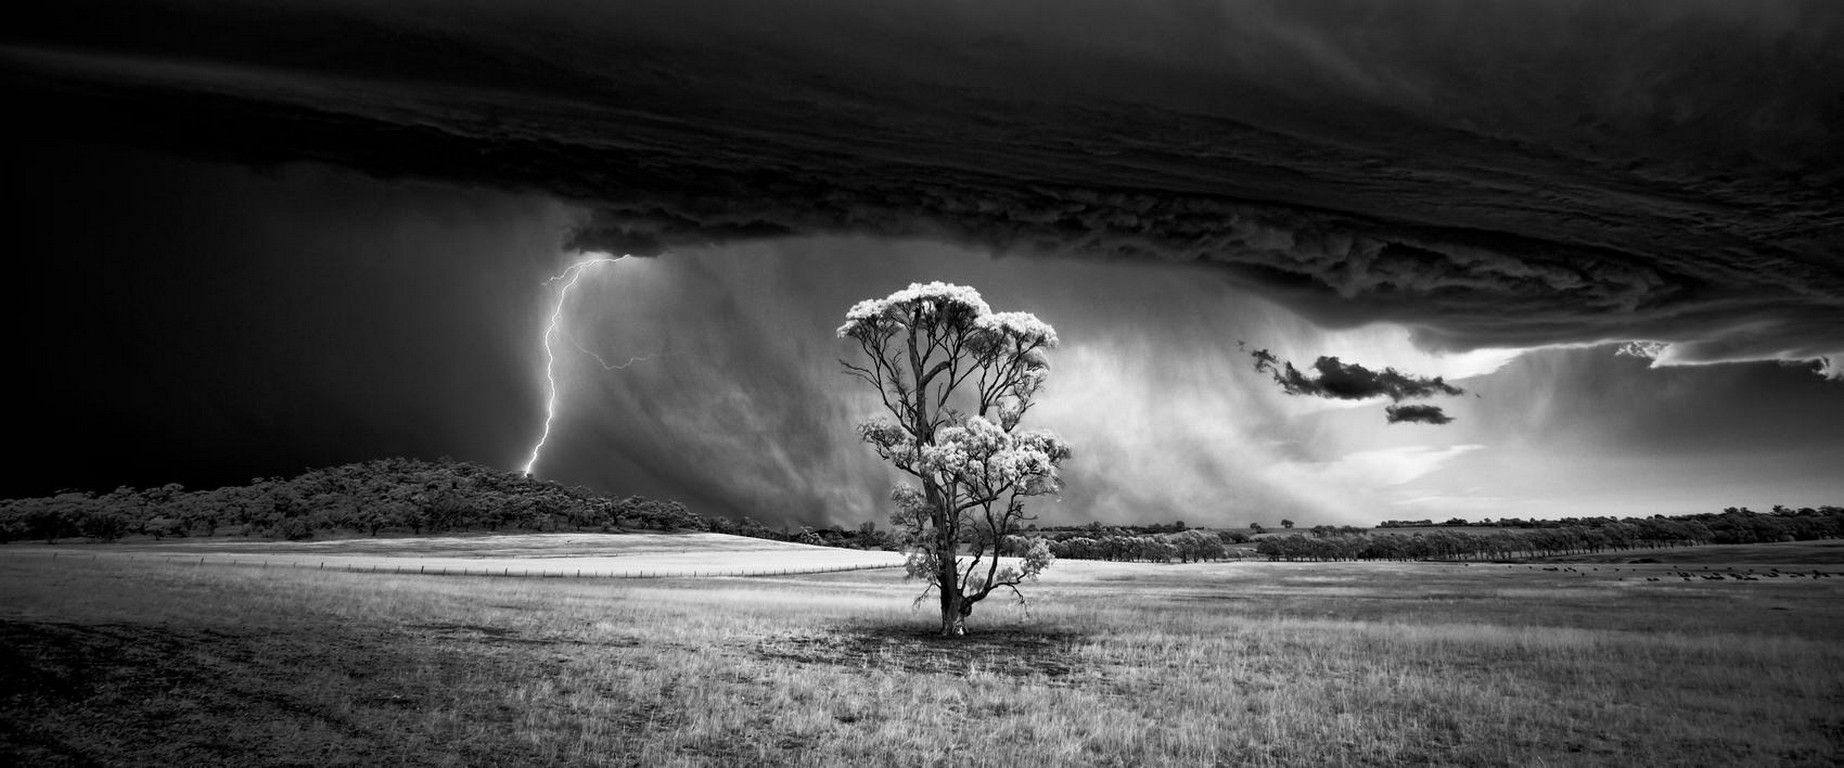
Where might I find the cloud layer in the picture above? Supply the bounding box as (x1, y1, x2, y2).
(6, 0, 1842, 377)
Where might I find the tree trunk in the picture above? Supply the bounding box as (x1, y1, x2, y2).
(939, 589, 975, 636)
(940, 596, 966, 636)
(938, 559, 965, 636)
(924, 475, 966, 637)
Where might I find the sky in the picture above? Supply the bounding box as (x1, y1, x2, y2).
(3, 0, 1840, 528)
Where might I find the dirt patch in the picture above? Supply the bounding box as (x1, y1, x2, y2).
(755, 625, 1088, 681)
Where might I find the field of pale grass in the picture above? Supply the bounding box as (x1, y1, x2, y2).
(3, 542, 1840, 766)
(3, 533, 905, 577)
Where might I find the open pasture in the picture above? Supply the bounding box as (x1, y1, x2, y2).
(3, 541, 1841, 767)
(1, 533, 906, 577)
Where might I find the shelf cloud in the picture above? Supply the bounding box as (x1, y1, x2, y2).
(6, 0, 1840, 379)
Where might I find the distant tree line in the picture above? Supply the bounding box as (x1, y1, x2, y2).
(1015, 525, 1252, 563)
(0, 458, 897, 550)
(1034, 520, 1203, 536)
(1024, 506, 1844, 565)
(6, 460, 1835, 562)
(1037, 529, 1238, 563)
(1257, 506, 1844, 562)
(1377, 506, 1844, 540)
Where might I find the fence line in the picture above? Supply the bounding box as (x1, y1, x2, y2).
(3, 548, 904, 579)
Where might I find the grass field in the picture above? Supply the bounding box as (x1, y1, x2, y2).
(1537, 539, 1844, 565)
(1, 533, 906, 577)
(3, 536, 1841, 766)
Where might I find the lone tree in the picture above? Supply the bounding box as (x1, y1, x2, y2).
(839, 282, 1068, 636)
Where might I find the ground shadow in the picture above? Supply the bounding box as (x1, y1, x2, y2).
(754, 624, 1089, 681)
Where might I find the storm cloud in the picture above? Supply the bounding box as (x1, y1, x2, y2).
(1247, 347, 1466, 425)
(1250, 349, 1466, 402)
(6, 0, 1840, 376)
(1384, 405, 1454, 426)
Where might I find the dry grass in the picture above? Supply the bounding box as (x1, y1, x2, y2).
(4, 533, 906, 577)
(1541, 539, 1844, 565)
(3, 549, 1841, 766)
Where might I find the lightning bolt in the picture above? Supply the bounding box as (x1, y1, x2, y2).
(521, 253, 638, 477)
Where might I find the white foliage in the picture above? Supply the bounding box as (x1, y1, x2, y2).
(837, 281, 992, 339)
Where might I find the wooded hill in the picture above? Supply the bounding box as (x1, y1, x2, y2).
(0, 458, 891, 549)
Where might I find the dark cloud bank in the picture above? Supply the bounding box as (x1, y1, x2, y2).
(7, 0, 1842, 377)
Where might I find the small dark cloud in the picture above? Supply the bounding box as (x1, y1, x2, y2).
(1246, 344, 1466, 424)
(1249, 347, 1464, 402)
(1384, 404, 1454, 426)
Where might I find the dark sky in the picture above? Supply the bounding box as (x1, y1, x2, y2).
(3, 0, 1840, 526)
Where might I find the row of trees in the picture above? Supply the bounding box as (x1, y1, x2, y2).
(709, 516, 899, 551)
(1252, 511, 1844, 562)
(1378, 506, 1844, 544)
(1036, 520, 1199, 536)
(1027, 507, 1844, 565)
(1039, 529, 1237, 563)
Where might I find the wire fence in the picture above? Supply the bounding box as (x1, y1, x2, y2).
(3, 549, 905, 579)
